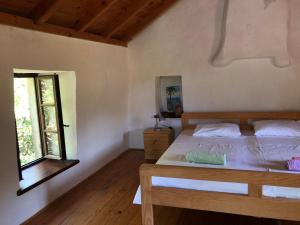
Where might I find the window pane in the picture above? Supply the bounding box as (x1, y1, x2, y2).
(39, 78, 55, 104)
(45, 133, 60, 157)
(14, 78, 42, 166)
(42, 106, 57, 131)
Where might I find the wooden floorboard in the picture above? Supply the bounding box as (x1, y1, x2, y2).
(23, 150, 300, 225)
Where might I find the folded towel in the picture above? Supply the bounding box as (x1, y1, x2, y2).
(287, 159, 300, 171)
(185, 151, 226, 166)
(292, 157, 300, 160)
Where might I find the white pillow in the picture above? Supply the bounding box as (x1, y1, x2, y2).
(193, 123, 241, 137)
(253, 120, 300, 137)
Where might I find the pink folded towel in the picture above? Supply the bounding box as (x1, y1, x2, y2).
(287, 159, 300, 171)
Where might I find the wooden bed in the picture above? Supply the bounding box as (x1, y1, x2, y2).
(140, 112, 300, 225)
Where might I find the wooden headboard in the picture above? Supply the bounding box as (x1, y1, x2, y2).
(181, 112, 300, 130)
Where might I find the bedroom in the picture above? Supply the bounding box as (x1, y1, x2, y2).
(1, 0, 300, 224)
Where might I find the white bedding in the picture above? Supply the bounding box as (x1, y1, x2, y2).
(133, 130, 300, 204)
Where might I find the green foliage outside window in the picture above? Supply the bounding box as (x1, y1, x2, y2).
(16, 117, 36, 165)
(14, 78, 40, 166)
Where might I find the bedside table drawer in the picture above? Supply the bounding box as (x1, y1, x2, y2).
(144, 143, 169, 159)
(144, 142, 169, 151)
(143, 128, 174, 160)
(144, 135, 170, 145)
(144, 147, 167, 160)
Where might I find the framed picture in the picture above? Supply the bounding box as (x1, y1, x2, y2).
(156, 76, 183, 118)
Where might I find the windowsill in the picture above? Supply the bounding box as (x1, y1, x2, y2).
(17, 159, 79, 196)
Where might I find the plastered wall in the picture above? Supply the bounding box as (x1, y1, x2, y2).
(0, 25, 129, 225)
(127, 0, 300, 148)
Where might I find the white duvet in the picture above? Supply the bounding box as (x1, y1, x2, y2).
(133, 130, 300, 204)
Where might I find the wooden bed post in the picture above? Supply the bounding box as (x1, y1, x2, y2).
(140, 164, 154, 225)
(248, 184, 262, 198)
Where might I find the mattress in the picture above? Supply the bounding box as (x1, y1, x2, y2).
(133, 130, 300, 204)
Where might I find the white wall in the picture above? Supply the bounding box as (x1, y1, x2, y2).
(58, 71, 77, 159)
(127, 0, 300, 148)
(0, 25, 129, 225)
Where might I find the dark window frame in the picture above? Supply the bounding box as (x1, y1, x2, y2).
(14, 73, 67, 180)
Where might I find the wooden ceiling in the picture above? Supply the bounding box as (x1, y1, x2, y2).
(0, 0, 178, 47)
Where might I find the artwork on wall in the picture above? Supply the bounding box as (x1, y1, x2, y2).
(156, 76, 183, 118)
(211, 0, 290, 68)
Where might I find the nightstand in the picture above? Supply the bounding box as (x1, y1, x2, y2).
(143, 128, 174, 160)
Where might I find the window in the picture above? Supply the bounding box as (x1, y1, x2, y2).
(14, 74, 66, 176)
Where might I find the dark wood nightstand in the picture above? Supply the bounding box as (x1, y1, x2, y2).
(143, 128, 174, 160)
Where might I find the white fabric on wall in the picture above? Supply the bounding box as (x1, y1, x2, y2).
(212, 0, 290, 67)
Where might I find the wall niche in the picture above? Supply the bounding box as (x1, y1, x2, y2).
(156, 76, 183, 118)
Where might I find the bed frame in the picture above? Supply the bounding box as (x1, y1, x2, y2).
(140, 112, 300, 225)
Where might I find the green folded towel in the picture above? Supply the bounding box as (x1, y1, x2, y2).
(185, 151, 226, 166)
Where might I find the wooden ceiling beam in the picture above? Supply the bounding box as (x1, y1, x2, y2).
(76, 0, 119, 32)
(31, 0, 65, 24)
(125, 0, 178, 40)
(0, 11, 127, 47)
(106, 0, 153, 38)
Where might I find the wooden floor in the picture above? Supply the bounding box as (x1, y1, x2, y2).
(24, 150, 300, 225)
